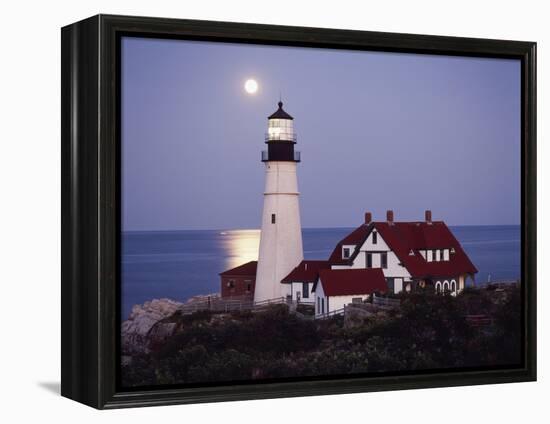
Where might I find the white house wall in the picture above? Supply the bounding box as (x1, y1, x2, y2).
(314, 281, 325, 316)
(362, 230, 390, 250)
(314, 279, 371, 317)
(327, 295, 368, 312)
(355, 231, 411, 280)
(290, 281, 314, 302)
(329, 231, 411, 293)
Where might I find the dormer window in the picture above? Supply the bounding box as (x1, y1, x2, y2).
(409, 249, 415, 256)
(343, 248, 350, 258)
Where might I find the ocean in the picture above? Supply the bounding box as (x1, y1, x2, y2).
(121, 225, 520, 319)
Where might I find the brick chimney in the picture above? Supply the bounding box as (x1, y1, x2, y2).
(386, 210, 394, 224)
(425, 210, 432, 224)
(364, 212, 372, 225)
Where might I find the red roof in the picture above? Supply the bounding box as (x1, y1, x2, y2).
(219, 261, 257, 276)
(328, 224, 371, 265)
(328, 221, 477, 279)
(281, 260, 330, 284)
(315, 268, 387, 296)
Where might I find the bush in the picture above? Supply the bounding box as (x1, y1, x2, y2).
(121, 287, 522, 387)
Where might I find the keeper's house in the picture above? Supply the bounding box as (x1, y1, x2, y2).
(325, 210, 478, 295)
(280, 210, 477, 303)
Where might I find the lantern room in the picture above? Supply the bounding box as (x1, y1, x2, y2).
(262, 101, 300, 162)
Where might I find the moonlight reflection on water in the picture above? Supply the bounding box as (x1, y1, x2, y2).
(220, 229, 260, 270)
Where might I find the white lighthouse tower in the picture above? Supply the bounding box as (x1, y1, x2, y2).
(254, 101, 304, 302)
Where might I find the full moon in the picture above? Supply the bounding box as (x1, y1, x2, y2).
(244, 79, 258, 94)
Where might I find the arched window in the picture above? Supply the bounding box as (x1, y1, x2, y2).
(435, 281, 442, 294)
(443, 280, 449, 292)
(451, 280, 457, 293)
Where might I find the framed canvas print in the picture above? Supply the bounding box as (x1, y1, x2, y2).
(61, 14, 536, 409)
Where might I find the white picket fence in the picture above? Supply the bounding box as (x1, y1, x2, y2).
(178, 296, 287, 315)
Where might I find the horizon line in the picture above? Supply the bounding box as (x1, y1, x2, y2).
(122, 223, 521, 233)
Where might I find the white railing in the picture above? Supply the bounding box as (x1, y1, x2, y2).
(178, 296, 286, 315)
(372, 294, 401, 308)
(315, 307, 345, 320)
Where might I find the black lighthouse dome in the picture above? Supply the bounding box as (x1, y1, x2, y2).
(268, 101, 294, 120)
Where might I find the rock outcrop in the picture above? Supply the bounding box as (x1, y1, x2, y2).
(121, 298, 183, 354)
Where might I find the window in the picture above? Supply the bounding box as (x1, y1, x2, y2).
(271, 214, 276, 224)
(321, 298, 325, 314)
(302, 282, 309, 298)
(433, 249, 437, 261)
(245, 281, 252, 292)
(451, 280, 456, 293)
(227, 280, 235, 289)
(352, 297, 362, 304)
(372, 231, 378, 244)
(366, 253, 372, 268)
(343, 247, 350, 258)
(381, 252, 388, 268)
(317, 297, 320, 313)
(386, 278, 395, 293)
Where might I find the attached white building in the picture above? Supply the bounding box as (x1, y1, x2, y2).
(312, 268, 387, 318)
(281, 260, 329, 302)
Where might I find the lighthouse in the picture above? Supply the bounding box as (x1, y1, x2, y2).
(254, 101, 304, 302)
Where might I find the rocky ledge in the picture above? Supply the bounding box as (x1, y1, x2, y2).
(121, 294, 220, 356)
(121, 298, 183, 355)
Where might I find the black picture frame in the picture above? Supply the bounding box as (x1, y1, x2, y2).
(61, 14, 537, 409)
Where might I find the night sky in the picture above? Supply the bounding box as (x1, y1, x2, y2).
(121, 37, 521, 231)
